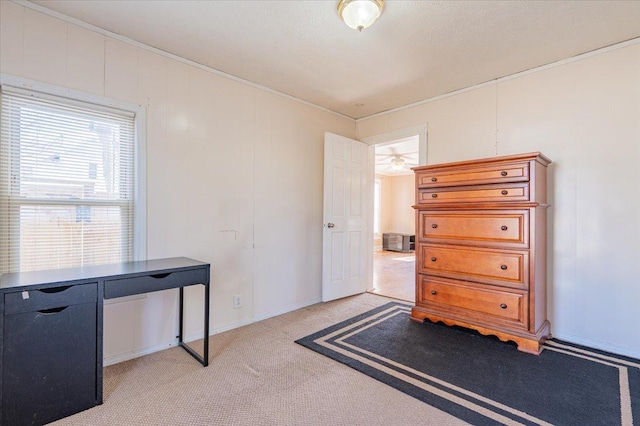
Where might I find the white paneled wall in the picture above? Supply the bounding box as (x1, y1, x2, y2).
(358, 43, 640, 357)
(0, 2, 355, 363)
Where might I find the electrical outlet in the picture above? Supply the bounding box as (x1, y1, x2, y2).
(233, 295, 242, 309)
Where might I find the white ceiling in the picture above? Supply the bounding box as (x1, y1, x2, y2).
(30, 0, 640, 119)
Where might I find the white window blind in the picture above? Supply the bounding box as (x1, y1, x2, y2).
(0, 87, 136, 274)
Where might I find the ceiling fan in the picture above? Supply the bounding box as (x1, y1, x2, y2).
(375, 153, 418, 172)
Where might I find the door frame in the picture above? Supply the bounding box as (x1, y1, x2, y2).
(360, 124, 428, 292)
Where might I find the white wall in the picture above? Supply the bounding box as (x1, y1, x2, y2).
(380, 174, 415, 236)
(358, 42, 640, 358)
(378, 176, 391, 238)
(0, 2, 355, 363)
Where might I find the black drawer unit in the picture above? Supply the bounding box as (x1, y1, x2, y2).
(4, 284, 97, 315)
(0, 257, 210, 425)
(382, 233, 415, 252)
(104, 268, 208, 299)
(2, 283, 98, 426)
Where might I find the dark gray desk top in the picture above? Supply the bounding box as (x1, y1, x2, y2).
(0, 257, 209, 291)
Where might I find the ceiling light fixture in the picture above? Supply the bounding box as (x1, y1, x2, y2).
(337, 0, 384, 32)
(390, 156, 405, 171)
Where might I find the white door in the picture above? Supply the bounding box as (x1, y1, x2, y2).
(322, 132, 368, 302)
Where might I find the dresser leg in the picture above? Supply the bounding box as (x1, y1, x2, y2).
(515, 339, 544, 355)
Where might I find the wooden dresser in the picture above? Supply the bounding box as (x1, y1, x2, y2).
(411, 152, 551, 354)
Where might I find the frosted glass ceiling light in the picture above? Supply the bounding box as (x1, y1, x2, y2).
(390, 156, 405, 171)
(338, 0, 384, 32)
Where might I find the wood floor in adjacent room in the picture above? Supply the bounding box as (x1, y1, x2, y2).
(370, 250, 415, 302)
(52, 294, 462, 426)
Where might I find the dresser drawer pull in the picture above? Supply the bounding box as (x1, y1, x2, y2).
(151, 273, 172, 279)
(430, 290, 437, 295)
(431, 193, 438, 198)
(500, 303, 507, 309)
(501, 225, 508, 231)
(501, 190, 508, 195)
(431, 224, 438, 229)
(39, 286, 72, 294)
(38, 306, 68, 314)
(501, 171, 508, 176)
(500, 264, 508, 270)
(431, 257, 437, 262)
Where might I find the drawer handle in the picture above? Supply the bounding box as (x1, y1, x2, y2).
(500, 264, 508, 270)
(39, 286, 72, 294)
(431, 224, 438, 229)
(501, 171, 508, 176)
(38, 306, 68, 314)
(431, 193, 438, 198)
(500, 303, 507, 309)
(501, 190, 508, 195)
(431, 257, 437, 262)
(501, 225, 508, 231)
(151, 273, 172, 279)
(430, 290, 437, 295)
(431, 177, 437, 182)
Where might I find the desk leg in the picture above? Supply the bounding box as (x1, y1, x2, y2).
(179, 287, 184, 344)
(96, 281, 104, 404)
(178, 285, 209, 367)
(204, 281, 209, 366)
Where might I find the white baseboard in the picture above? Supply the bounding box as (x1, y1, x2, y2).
(104, 341, 178, 366)
(104, 298, 322, 365)
(551, 332, 640, 359)
(252, 297, 321, 322)
(105, 303, 640, 366)
(182, 317, 254, 343)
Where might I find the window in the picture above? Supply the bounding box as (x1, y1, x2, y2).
(373, 178, 381, 235)
(0, 87, 138, 273)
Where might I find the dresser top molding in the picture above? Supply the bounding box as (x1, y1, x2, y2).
(0, 257, 208, 291)
(412, 152, 552, 173)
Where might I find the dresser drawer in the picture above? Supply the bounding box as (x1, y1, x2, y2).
(418, 244, 528, 289)
(104, 267, 208, 298)
(4, 283, 97, 315)
(416, 161, 529, 189)
(417, 275, 527, 327)
(418, 210, 528, 248)
(418, 183, 529, 204)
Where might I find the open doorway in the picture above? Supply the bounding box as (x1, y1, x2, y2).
(369, 135, 418, 302)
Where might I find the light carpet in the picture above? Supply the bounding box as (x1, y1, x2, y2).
(52, 294, 464, 426)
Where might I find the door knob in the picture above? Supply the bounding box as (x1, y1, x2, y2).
(327, 223, 335, 228)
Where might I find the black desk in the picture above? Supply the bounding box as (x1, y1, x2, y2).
(0, 257, 210, 425)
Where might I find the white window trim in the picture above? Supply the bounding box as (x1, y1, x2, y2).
(373, 177, 382, 238)
(0, 74, 147, 263)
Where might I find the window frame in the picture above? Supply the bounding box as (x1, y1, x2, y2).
(373, 177, 382, 237)
(0, 75, 146, 271)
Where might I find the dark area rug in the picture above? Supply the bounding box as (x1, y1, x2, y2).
(296, 302, 639, 426)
